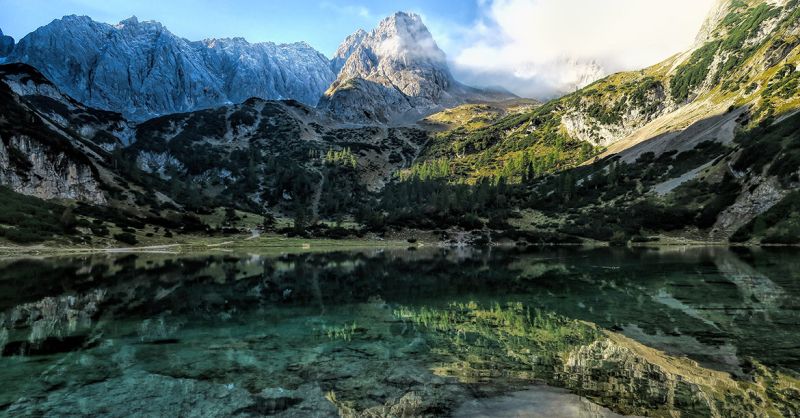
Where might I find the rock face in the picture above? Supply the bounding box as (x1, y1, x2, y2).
(0, 135, 106, 203)
(0, 63, 137, 204)
(321, 12, 511, 123)
(0, 28, 13, 58)
(7, 16, 335, 120)
(330, 29, 368, 75)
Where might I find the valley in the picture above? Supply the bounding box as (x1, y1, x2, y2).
(1, 1, 800, 417)
(0, 0, 798, 252)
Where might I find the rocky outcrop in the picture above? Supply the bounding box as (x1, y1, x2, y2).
(0, 136, 106, 203)
(7, 16, 335, 120)
(561, 79, 673, 147)
(712, 175, 788, 239)
(0, 64, 135, 204)
(331, 29, 367, 75)
(0, 28, 14, 58)
(320, 78, 414, 123)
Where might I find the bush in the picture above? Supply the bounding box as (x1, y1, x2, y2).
(761, 231, 800, 245)
(91, 226, 110, 237)
(609, 230, 629, 246)
(114, 233, 138, 245)
(4, 229, 44, 244)
(457, 214, 484, 230)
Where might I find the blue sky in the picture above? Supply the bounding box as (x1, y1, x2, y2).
(0, 0, 480, 56)
(0, 0, 715, 98)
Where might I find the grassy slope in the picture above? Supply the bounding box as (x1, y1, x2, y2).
(414, 0, 799, 183)
(0, 185, 417, 254)
(385, 0, 800, 244)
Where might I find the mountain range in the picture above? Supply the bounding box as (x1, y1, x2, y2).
(5, 12, 505, 122)
(0, 0, 799, 248)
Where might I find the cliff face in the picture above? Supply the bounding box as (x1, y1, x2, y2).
(0, 136, 105, 203)
(7, 16, 335, 120)
(0, 64, 138, 204)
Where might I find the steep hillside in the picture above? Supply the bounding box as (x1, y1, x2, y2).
(0, 63, 130, 204)
(415, 0, 799, 181)
(125, 98, 428, 216)
(370, 0, 800, 244)
(0, 64, 215, 246)
(0, 63, 433, 245)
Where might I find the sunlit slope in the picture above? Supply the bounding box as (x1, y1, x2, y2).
(415, 0, 800, 182)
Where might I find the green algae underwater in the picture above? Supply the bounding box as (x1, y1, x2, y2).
(0, 246, 798, 417)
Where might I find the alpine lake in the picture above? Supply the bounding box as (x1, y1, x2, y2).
(1, 246, 798, 417)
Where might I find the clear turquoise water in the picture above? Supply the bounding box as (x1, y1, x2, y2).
(0, 246, 798, 416)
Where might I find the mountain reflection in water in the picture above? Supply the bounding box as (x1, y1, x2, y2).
(0, 246, 798, 417)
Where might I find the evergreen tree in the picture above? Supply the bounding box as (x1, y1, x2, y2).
(261, 213, 276, 231)
(60, 206, 76, 233)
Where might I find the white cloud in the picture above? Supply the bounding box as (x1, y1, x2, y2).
(320, 2, 372, 20)
(448, 0, 716, 99)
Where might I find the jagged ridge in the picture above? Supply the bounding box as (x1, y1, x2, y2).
(7, 16, 336, 120)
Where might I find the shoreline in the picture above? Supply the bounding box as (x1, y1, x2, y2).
(0, 234, 417, 258)
(0, 233, 795, 258)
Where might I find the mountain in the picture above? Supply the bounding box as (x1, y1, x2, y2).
(7, 13, 510, 125)
(0, 62, 427, 223)
(1, 2, 798, 248)
(0, 28, 13, 58)
(320, 12, 514, 124)
(401, 0, 800, 243)
(7, 16, 335, 120)
(419, 0, 799, 174)
(126, 97, 428, 215)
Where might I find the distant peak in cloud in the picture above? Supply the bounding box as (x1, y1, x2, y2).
(445, 0, 715, 99)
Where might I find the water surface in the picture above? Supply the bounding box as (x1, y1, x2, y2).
(1, 247, 798, 416)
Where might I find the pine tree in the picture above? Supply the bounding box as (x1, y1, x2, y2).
(60, 206, 76, 233)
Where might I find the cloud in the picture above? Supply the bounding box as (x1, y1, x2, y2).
(448, 0, 716, 99)
(320, 2, 372, 20)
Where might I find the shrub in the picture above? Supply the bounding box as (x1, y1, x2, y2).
(114, 233, 138, 245)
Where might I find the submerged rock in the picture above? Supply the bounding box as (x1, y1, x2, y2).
(453, 386, 631, 418)
(8, 371, 255, 417)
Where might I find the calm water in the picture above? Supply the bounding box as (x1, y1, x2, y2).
(0, 247, 798, 417)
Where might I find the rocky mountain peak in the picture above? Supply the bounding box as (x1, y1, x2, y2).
(376, 12, 437, 45)
(0, 27, 15, 58)
(115, 15, 140, 27)
(320, 11, 478, 123)
(331, 29, 368, 74)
